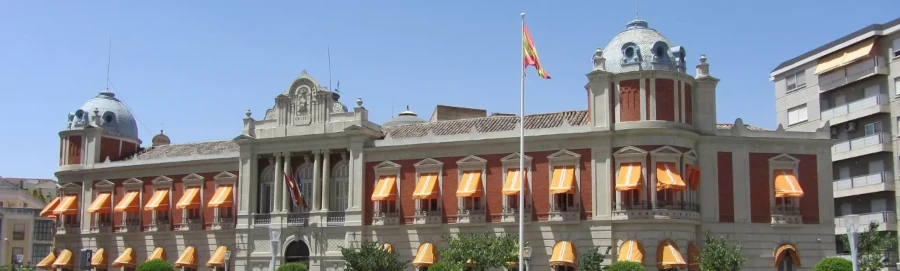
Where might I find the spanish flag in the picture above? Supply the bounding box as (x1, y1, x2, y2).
(522, 23, 550, 79)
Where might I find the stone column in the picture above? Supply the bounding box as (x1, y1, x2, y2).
(312, 151, 322, 211)
(322, 149, 332, 211)
(282, 153, 292, 213)
(274, 153, 284, 214)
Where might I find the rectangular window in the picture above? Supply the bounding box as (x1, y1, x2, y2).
(785, 71, 806, 91)
(31, 244, 52, 266)
(462, 197, 481, 211)
(11, 247, 23, 264)
(420, 199, 439, 212)
(33, 220, 53, 241)
(894, 77, 899, 97)
(98, 213, 112, 224)
(186, 209, 201, 220)
(260, 184, 273, 214)
(126, 212, 140, 223)
(787, 104, 808, 125)
(156, 210, 170, 222)
(553, 194, 575, 211)
(12, 224, 25, 240)
(218, 207, 234, 219)
(376, 201, 397, 213)
(893, 38, 900, 58)
(865, 121, 881, 136)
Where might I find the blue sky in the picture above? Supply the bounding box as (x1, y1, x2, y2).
(0, 0, 896, 179)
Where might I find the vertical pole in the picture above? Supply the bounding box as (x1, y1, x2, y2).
(849, 224, 859, 271)
(518, 12, 526, 271)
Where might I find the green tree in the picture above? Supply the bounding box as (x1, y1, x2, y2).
(424, 261, 464, 271)
(136, 259, 175, 271)
(838, 221, 897, 271)
(812, 257, 852, 271)
(276, 262, 308, 271)
(605, 261, 646, 271)
(434, 232, 521, 271)
(340, 241, 409, 271)
(698, 230, 746, 271)
(28, 189, 47, 203)
(579, 246, 612, 271)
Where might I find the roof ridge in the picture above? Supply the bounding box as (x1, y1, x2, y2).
(386, 109, 589, 129)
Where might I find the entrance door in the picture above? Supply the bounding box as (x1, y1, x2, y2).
(284, 240, 311, 265)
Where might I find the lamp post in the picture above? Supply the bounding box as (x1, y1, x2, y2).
(846, 214, 860, 271)
(268, 227, 281, 271)
(523, 247, 532, 271)
(224, 251, 231, 271)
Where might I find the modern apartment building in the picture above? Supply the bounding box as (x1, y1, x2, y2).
(0, 177, 57, 267)
(770, 17, 900, 264)
(48, 18, 837, 271)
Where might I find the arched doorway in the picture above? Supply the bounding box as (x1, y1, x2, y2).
(284, 240, 310, 264)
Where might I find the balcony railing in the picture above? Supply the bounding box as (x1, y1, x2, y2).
(411, 210, 442, 226)
(771, 206, 802, 224)
(325, 211, 345, 226)
(454, 208, 486, 224)
(372, 211, 400, 226)
(819, 56, 888, 92)
(498, 205, 532, 223)
(833, 171, 893, 191)
(253, 213, 272, 225)
(0, 207, 42, 217)
(612, 200, 701, 220)
(835, 211, 896, 228)
(832, 133, 885, 153)
(548, 204, 580, 222)
(206, 216, 235, 230)
(90, 221, 113, 233)
(116, 218, 141, 233)
(177, 218, 203, 231)
(285, 212, 309, 227)
(144, 219, 171, 232)
(820, 94, 887, 121)
(56, 221, 81, 234)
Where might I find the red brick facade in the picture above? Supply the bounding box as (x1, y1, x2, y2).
(619, 80, 640, 122)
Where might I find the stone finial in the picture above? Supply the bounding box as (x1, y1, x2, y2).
(91, 108, 102, 126)
(592, 47, 606, 72)
(245, 109, 252, 118)
(356, 97, 363, 107)
(695, 54, 710, 78)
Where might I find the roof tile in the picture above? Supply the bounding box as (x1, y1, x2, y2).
(382, 110, 590, 139)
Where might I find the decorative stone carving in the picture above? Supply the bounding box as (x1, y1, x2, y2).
(592, 47, 606, 71)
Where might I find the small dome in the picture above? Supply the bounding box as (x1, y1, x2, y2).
(151, 130, 171, 147)
(383, 106, 427, 127)
(67, 91, 139, 139)
(602, 19, 687, 73)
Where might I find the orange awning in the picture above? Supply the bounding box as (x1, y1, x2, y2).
(35, 252, 55, 270)
(91, 248, 107, 268)
(774, 170, 804, 197)
(144, 189, 170, 211)
(175, 246, 197, 268)
(113, 248, 136, 268)
(456, 170, 483, 197)
(412, 173, 439, 199)
(208, 185, 234, 208)
(502, 168, 528, 195)
(39, 197, 60, 218)
(87, 192, 112, 213)
(616, 163, 643, 191)
(656, 162, 686, 191)
(176, 187, 201, 209)
(549, 241, 577, 267)
(381, 243, 394, 253)
(115, 191, 140, 212)
(657, 240, 687, 269)
(618, 240, 644, 263)
(413, 243, 437, 267)
(53, 195, 79, 215)
(206, 246, 228, 268)
(371, 176, 397, 201)
(550, 166, 576, 194)
(686, 165, 700, 191)
(814, 38, 875, 74)
(688, 242, 701, 270)
(774, 244, 802, 268)
(52, 249, 74, 269)
(147, 247, 166, 261)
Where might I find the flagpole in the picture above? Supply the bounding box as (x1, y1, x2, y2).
(518, 12, 526, 271)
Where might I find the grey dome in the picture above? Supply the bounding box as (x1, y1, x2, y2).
(151, 130, 171, 146)
(66, 91, 139, 139)
(383, 106, 426, 127)
(602, 19, 687, 74)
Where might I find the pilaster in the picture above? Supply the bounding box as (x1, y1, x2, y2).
(237, 144, 255, 229)
(313, 151, 322, 211)
(274, 153, 284, 214)
(586, 70, 612, 129)
(817, 147, 834, 225)
(591, 139, 612, 220)
(649, 75, 657, 120)
(732, 149, 751, 223)
(282, 153, 292, 213)
(321, 149, 332, 211)
(639, 78, 647, 121)
(81, 180, 94, 233)
(696, 142, 719, 222)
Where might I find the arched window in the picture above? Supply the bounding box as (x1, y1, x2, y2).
(259, 165, 275, 214)
(621, 43, 641, 64)
(330, 161, 349, 211)
(292, 164, 314, 212)
(778, 255, 795, 271)
(652, 41, 670, 63)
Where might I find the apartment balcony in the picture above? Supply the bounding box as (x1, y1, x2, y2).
(820, 94, 890, 126)
(833, 171, 895, 198)
(372, 211, 400, 226)
(611, 200, 701, 222)
(324, 211, 345, 226)
(453, 209, 486, 225)
(90, 221, 113, 233)
(771, 206, 803, 225)
(832, 133, 891, 161)
(252, 213, 272, 225)
(497, 206, 532, 224)
(116, 219, 141, 233)
(835, 211, 897, 235)
(144, 219, 171, 232)
(409, 210, 442, 226)
(819, 56, 888, 93)
(285, 212, 309, 227)
(177, 218, 203, 231)
(56, 221, 81, 234)
(547, 204, 580, 223)
(206, 216, 235, 230)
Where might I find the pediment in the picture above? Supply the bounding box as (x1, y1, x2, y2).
(182, 173, 205, 182)
(214, 171, 237, 180)
(375, 161, 401, 169)
(414, 158, 443, 167)
(123, 177, 143, 185)
(548, 149, 581, 159)
(614, 146, 647, 155)
(456, 155, 487, 165)
(95, 180, 115, 188)
(151, 175, 173, 185)
(501, 152, 532, 162)
(650, 145, 682, 155)
(770, 154, 799, 163)
(59, 182, 82, 189)
(683, 150, 698, 160)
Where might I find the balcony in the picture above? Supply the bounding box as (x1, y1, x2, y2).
(372, 211, 400, 226)
(819, 56, 888, 93)
(611, 201, 701, 222)
(771, 206, 802, 225)
(833, 171, 894, 198)
(207, 216, 235, 230)
(547, 204, 580, 223)
(56, 221, 81, 234)
(820, 94, 890, 126)
(832, 133, 891, 161)
(325, 211, 345, 226)
(90, 221, 113, 233)
(177, 218, 203, 231)
(497, 206, 532, 224)
(253, 213, 272, 225)
(116, 219, 141, 233)
(453, 209, 486, 224)
(835, 211, 897, 235)
(409, 210, 442, 226)
(144, 219, 171, 232)
(285, 213, 309, 227)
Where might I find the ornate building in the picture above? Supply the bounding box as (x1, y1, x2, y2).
(46, 19, 835, 271)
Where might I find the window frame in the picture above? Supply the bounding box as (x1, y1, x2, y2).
(259, 158, 276, 214)
(787, 104, 808, 125)
(122, 178, 144, 227)
(785, 70, 806, 91)
(31, 244, 52, 266)
(649, 146, 684, 208)
(768, 154, 801, 212)
(613, 146, 649, 209)
(58, 182, 83, 227)
(547, 150, 582, 212)
(329, 153, 350, 211)
(181, 173, 205, 225)
(373, 160, 403, 215)
(456, 155, 487, 214)
(150, 175, 174, 227)
(213, 171, 238, 220)
(892, 38, 900, 59)
(682, 150, 699, 205)
(413, 158, 444, 215)
(33, 220, 54, 241)
(500, 152, 533, 213)
(94, 180, 116, 229)
(294, 156, 314, 213)
(12, 224, 25, 240)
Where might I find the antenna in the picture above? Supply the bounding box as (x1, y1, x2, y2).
(327, 46, 332, 91)
(106, 37, 112, 91)
(635, 0, 640, 19)
(391, 98, 395, 117)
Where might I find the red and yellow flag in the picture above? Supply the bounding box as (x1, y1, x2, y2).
(522, 24, 550, 79)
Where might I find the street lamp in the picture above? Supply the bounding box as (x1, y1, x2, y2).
(523, 247, 532, 271)
(224, 250, 232, 271)
(268, 227, 281, 271)
(846, 214, 860, 271)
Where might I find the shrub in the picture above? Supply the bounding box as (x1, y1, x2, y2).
(813, 257, 852, 271)
(605, 261, 646, 271)
(277, 263, 308, 271)
(136, 259, 175, 271)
